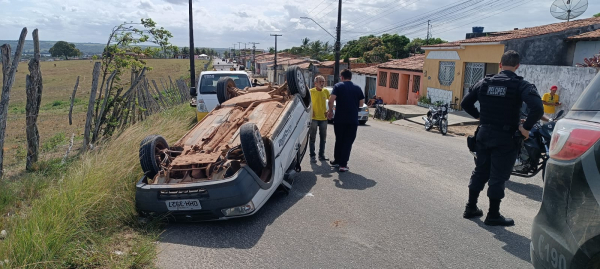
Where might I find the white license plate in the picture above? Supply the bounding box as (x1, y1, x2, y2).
(165, 199, 201, 211)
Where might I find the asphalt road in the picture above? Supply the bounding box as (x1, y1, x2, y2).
(156, 119, 543, 269)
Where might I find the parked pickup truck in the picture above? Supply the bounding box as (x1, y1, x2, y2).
(136, 66, 312, 221)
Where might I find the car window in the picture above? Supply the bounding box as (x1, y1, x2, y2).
(199, 74, 250, 94)
(572, 73, 600, 111)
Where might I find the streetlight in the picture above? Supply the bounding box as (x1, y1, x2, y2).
(300, 10, 342, 84)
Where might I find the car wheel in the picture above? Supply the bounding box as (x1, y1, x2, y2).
(440, 119, 448, 135)
(217, 77, 235, 104)
(240, 123, 268, 176)
(359, 120, 367, 125)
(285, 65, 307, 98)
(139, 135, 169, 179)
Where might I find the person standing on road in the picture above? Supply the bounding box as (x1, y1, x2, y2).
(542, 85, 561, 119)
(327, 69, 365, 172)
(461, 50, 543, 226)
(309, 75, 330, 163)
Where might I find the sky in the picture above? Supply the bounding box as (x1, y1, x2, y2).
(0, 0, 598, 51)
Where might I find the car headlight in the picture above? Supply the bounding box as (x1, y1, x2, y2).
(221, 201, 255, 216)
(364, 107, 369, 112)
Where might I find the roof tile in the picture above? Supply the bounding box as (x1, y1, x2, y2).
(377, 54, 425, 72)
(424, 17, 600, 48)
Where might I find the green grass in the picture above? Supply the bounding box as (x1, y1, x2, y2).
(41, 132, 66, 152)
(0, 104, 196, 268)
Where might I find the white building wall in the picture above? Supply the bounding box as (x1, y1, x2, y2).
(573, 41, 600, 66)
(516, 64, 599, 114)
(351, 74, 367, 90)
(426, 87, 453, 105)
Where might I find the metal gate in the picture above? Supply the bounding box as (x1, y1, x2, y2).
(366, 77, 376, 100)
(463, 63, 485, 109)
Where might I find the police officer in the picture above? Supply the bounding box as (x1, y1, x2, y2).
(461, 50, 543, 226)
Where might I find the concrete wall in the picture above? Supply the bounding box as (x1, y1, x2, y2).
(573, 41, 600, 66)
(351, 73, 367, 92)
(516, 64, 599, 114)
(503, 23, 600, 66)
(426, 87, 453, 106)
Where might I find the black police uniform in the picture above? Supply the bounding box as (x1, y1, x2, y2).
(461, 70, 543, 225)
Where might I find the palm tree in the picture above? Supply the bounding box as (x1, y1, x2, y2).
(301, 37, 310, 55)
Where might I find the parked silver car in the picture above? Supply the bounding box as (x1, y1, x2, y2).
(324, 86, 369, 125)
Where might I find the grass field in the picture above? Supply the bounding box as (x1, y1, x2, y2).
(0, 57, 207, 267)
(0, 58, 209, 170)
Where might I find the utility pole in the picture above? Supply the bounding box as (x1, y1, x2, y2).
(426, 20, 431, 45)
(270, 34, 282, 84)
(249, 42, 259, 74)
(188, 0, 196, 97)
(334, 0, 342, 84)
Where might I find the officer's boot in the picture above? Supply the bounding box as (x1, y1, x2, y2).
(484, 199, 515, 226)
(463, 189, 483, 219)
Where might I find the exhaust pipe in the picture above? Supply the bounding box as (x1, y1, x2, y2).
(422, 116, 431, 125)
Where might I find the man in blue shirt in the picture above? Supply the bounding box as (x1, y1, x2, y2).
(326, 69, 365, 172)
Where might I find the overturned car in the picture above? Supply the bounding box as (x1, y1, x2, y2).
(135, 66, 312, 221)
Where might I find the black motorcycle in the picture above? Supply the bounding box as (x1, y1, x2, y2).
(422, 103, 449, 135)
(469, 110, 564, 181)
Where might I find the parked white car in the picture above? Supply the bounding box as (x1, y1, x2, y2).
(136, 66, 312, 221)
(324, 86, 369, 125)
(194, 71, 252, 121)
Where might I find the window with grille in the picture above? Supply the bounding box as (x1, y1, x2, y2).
(390, 73, 399, 89)
(379, 71, 387, 87)
(438, 61, 455, 86)
(412, 75, 421, 93)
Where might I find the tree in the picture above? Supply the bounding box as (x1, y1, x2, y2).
(363, 45, 392, 63)
(405, 37, 447, 54)
(49, 41, 81, 60)
(181, 47, 189, 55)
(381, 34, 410, 59)
(269, 47, 275, 53)
(194, 48, 201, 55)
(594, 12, 600, 17)
(92, 18, 175, 142)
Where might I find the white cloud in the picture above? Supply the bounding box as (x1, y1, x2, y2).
(0, 0, 599, 50)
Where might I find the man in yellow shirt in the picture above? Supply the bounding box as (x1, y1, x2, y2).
(542, 85, 562, 119)
(309, 75, 330, 162)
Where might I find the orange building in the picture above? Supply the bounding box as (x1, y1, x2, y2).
(376, 54, 425, 105)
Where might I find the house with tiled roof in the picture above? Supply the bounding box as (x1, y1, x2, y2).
(421, 17, 600, 110)
(567, 29, 600, 65)
(350, 65, 378, 101)
(376, 54, 425, 105)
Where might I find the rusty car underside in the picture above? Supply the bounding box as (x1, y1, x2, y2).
(147, 81, 295, 185)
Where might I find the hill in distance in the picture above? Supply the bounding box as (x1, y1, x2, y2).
(0, 40, 233, 56)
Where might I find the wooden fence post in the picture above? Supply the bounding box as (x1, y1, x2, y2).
(0, 27, 27, 178)
(25, 29, 43, 171)
(82, 62, 101, 152)
(92, 71, 116, 143)
(69, 76, 79, 125)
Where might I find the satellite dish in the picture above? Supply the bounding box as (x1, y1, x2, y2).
(550, 0, 588, 22)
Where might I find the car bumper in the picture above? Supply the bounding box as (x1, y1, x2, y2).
(358, 111, 369, 121)
(530, 155, 600, 269)
(135, 166, 264, 221)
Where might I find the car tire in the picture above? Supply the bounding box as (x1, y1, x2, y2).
(217, 77, 235, 104)
(359, 120, 367, 125)
(139, 135, 169, 179)
(285, 66, 307, 98)
(240, 123, 268, 176)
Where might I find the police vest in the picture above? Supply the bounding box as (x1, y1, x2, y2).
(478, 74, 522, 130)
